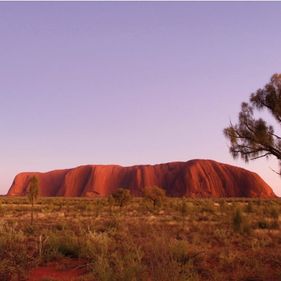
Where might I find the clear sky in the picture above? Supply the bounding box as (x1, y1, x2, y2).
(0, 2, 281, 196)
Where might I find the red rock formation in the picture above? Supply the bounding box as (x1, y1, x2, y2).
(7, 159, 276, 198)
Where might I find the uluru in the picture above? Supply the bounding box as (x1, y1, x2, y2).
(7, 159, 276, 198)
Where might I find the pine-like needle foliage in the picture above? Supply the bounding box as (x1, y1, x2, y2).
(224, 74, 281, 173)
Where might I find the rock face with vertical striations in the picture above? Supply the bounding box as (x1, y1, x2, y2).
(7, 159, 276, 198)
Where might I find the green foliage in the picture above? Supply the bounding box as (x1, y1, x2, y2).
(112, 188, 131, 208)
(224, 74, 281, 170)
(143, 186, 166, 209)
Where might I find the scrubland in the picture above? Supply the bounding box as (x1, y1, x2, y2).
(0, 196, 280, 281)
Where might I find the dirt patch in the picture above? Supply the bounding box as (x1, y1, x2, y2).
(28, 258, 88, 281)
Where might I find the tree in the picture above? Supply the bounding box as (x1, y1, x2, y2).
(224, 73, 281, 173)
(143, 186, 166, 209)
(111, 188, 131, 208)
(27, 176, 39, 225)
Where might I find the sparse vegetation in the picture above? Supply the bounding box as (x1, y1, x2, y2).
(143, 186, 166, 209)
(0, 197, 280, 281)
(27, 176, 39, 225)
(232, 207, 251, 234)
(111, 188, 131, 208)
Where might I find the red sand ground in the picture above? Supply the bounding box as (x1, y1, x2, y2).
(28, 259, 88, 281)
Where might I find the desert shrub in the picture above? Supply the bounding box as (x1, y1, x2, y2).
(200, 200, 215, 214)
(103, 216, 120, 232)
(256, 218, 279, 230)
(44, 201, 55, 213)
(232, 208, 251, 234)
(142, 234, 200, 281)
(84, 233, 114, 281)
(43, 233, 81, 260)
(57, 238, 80, 258)
(137, 197, 153, 214)
(23, 224, 37, 235)
(0, 225, 32, 280)
(53, 222, 66, 231)
(0, 259, 21, 281)
(271, 219, 279, 229)
(219, 200, 227, 212)
(244, 201, 254, 213)
(83, 223, 202, 281)
(77, 202, 88, 213)
(83, 232, 145, 281)
(177, 199, 191, 227)
(214, 228, 230, 244)
(257, 219, 269, 229)
(256, 199, 262, 206)
(0, 203, 4, 217)
(178, 199, 189, 217)
(81, 231, 112, 259)
(232, 208, 242, 232)
(94, 199, 104, 216)
(108, 241, 145, 281)
(107, 195, 115, 216)
(170, 239, 190, 265)
(143, 186, 166, 209)
(269, 207, 279, 220)
(112, 188, 131, 208)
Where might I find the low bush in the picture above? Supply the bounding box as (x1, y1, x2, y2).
(143, 186, 166, 209)
(112, 188, 131, 208)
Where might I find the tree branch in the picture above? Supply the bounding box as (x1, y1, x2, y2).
(250, 152, 271, 160)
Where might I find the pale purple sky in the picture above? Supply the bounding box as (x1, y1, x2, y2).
(0, 2, 281, 196)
